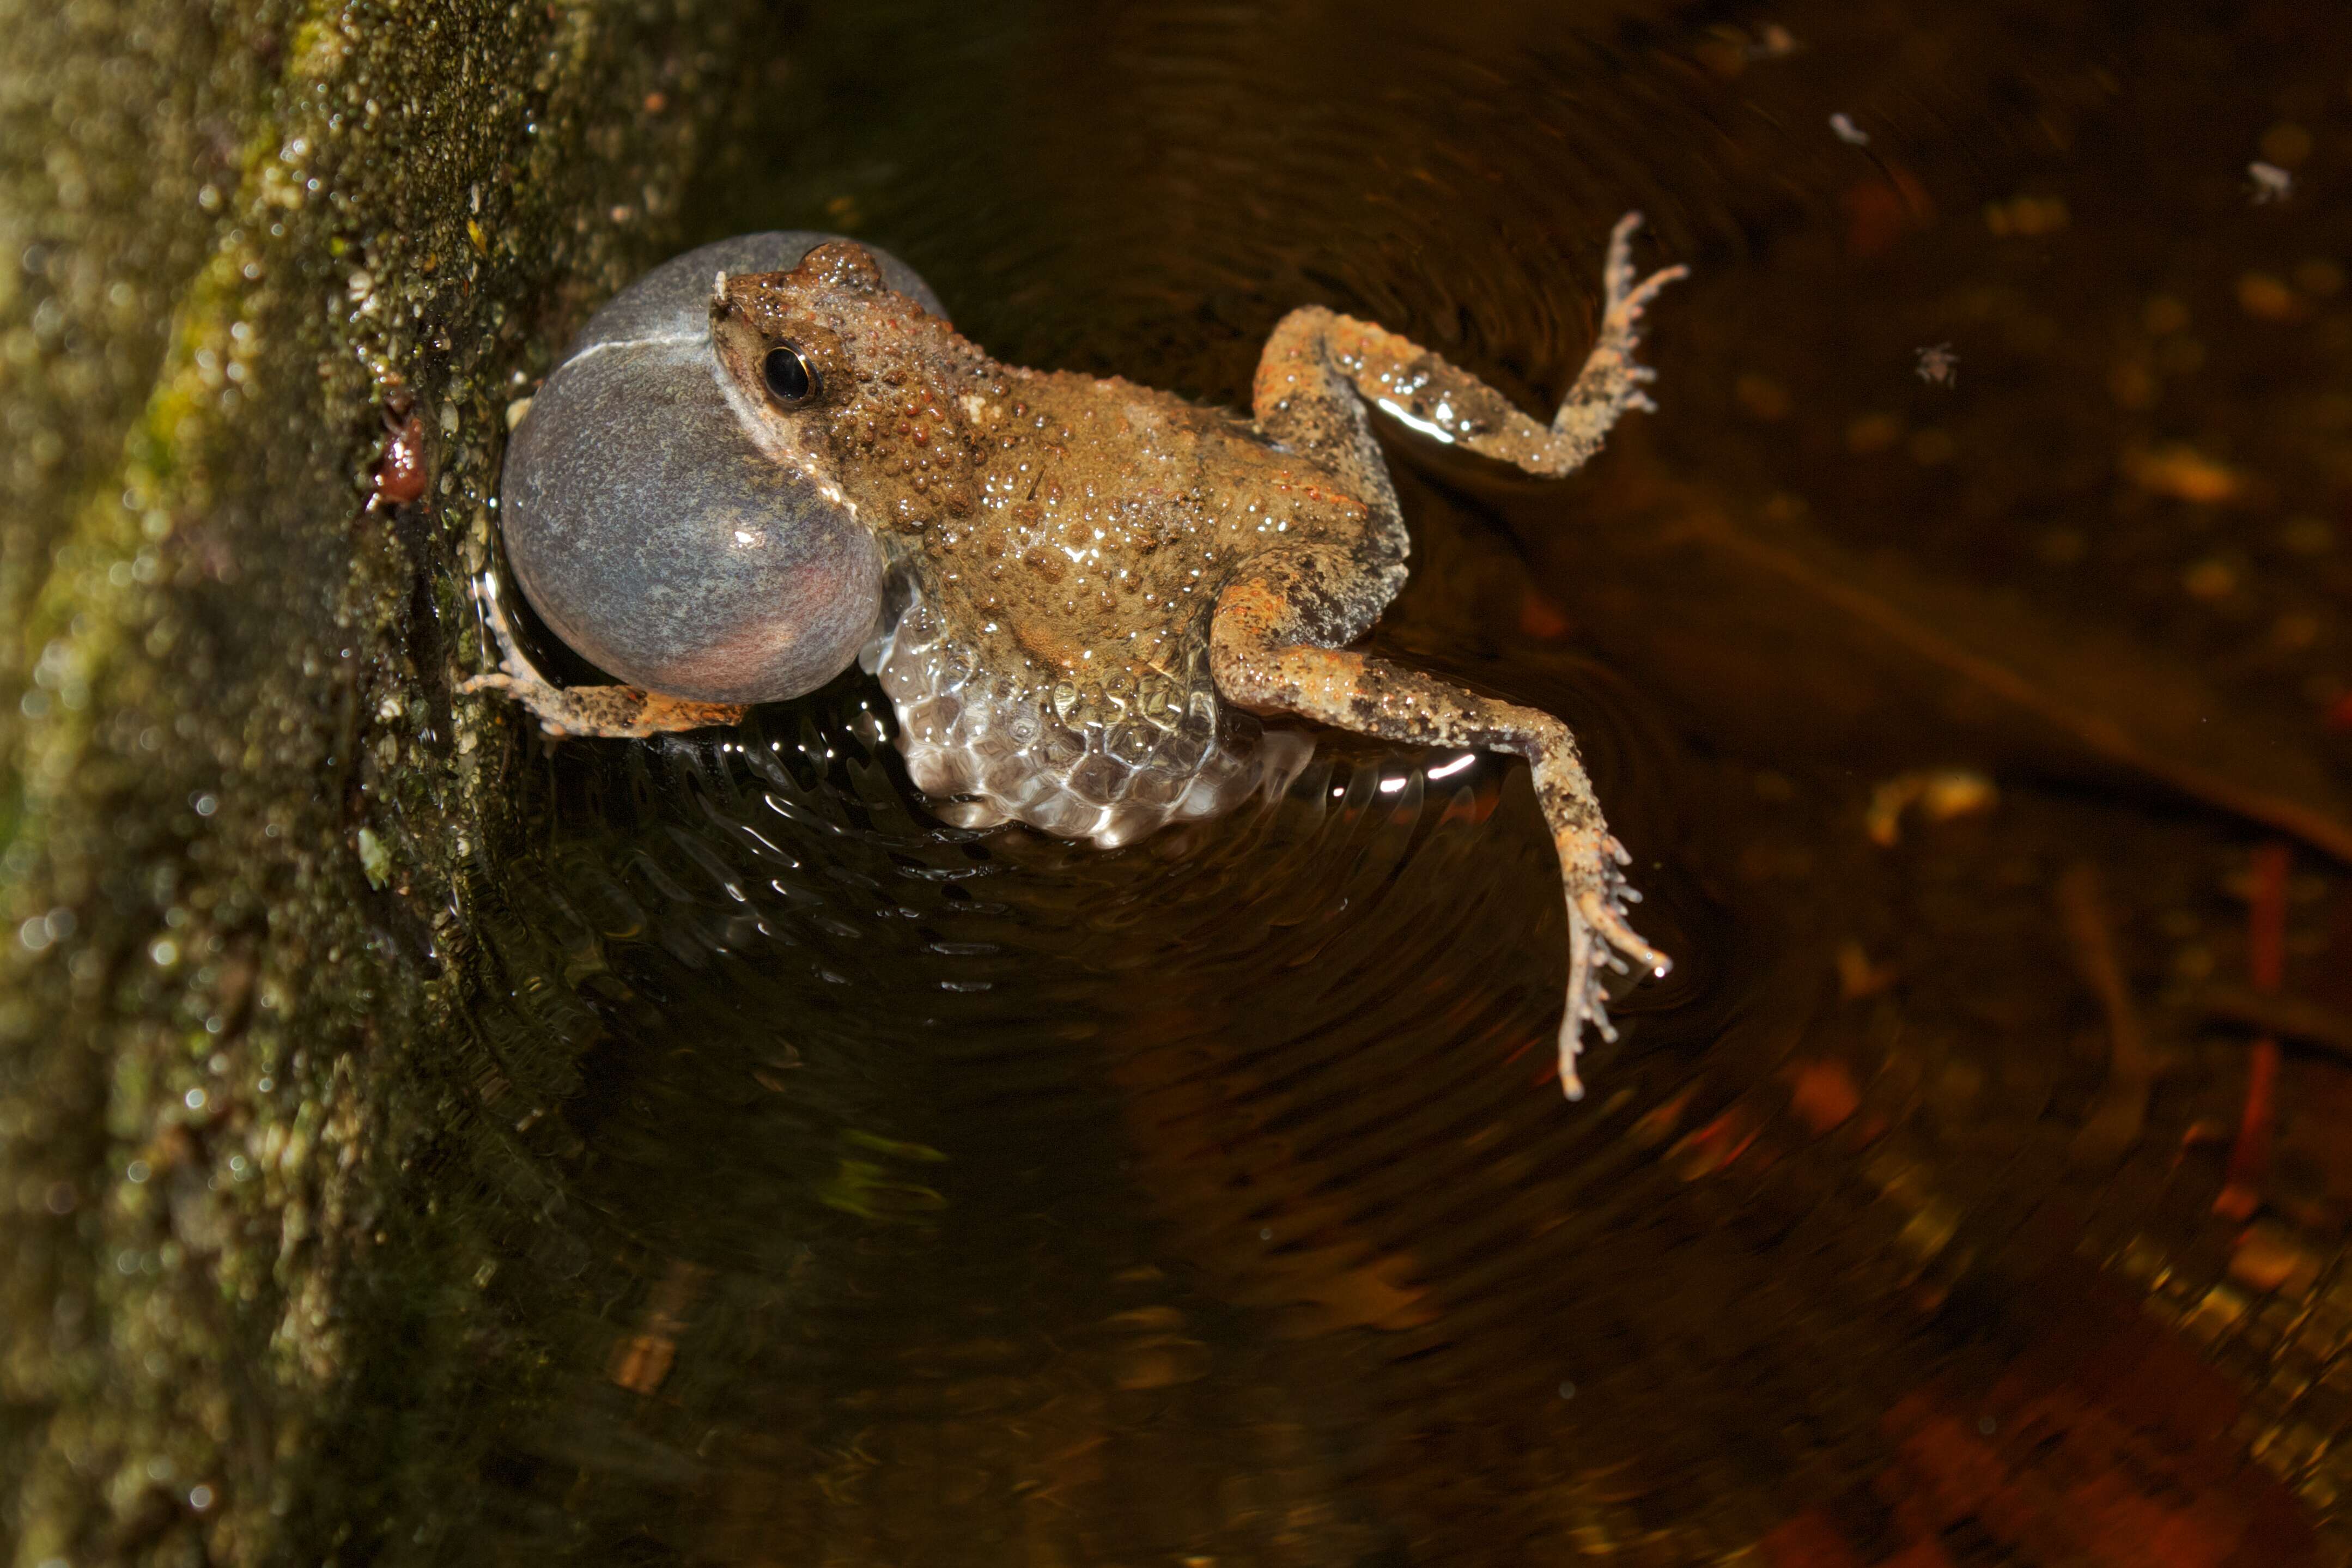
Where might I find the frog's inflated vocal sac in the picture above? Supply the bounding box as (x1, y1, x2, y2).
(469, 218, 1685, 1096)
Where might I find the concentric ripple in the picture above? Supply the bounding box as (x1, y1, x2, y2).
(439, 4, 1791, 1554)
(417, 1, 2352, 1562)
(447, 618, 1791, 1557)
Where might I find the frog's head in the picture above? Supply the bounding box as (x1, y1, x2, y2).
(497, 233, 946, 706)
(706, 240, 929, 434)
(707, 240, 982, 521)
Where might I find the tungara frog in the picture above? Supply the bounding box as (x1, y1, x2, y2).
(469, 218, 1685, 1095)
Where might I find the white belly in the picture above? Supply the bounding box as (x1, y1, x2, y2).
(864, 588, 1309, 848)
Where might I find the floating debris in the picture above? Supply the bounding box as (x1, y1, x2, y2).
(1781, 1058, 1859, 1135)
(608, 1259, 710, 1396)
(2235, 271, 2299, 320)
(1864, 769, 1997, 847)
(1829, 113, 1870, 147)
(2122, 443, 2246, 505)
(1984, 194, 2069, 237)
(1913, 343, 1959, 387)
(1836, 939, 1896, 1000)
(2247, 160, 2294, 205)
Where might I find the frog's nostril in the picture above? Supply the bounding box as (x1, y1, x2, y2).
(763, 344, 816, 404)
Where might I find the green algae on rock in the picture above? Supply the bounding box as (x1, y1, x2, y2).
(1, 1, 773, 1560)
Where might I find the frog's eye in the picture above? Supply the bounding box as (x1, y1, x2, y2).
(762, 343, 817, 406)
(498, 231, 943, 707)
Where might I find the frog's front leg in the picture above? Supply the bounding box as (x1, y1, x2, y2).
(1209, 576, 1667, 1099)
(1253, 212, 1685, 479)
(460, 574, 747, 740)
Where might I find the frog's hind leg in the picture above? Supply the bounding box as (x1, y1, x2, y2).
(1251, 211, 1685, 481)
(460, 573, 747, 739)
(1210, 576, 1667, 1098)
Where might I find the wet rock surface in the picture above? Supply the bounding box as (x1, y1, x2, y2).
(1, 0, 771, 1559)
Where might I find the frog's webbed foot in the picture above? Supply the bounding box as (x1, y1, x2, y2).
(1210, 579, 1668, 1098)
(1561, 834, 1669, 1092)
(1553, 211, 1689, 449)
(459, 573, 747, 740)
(1250, 209, 1684, 486)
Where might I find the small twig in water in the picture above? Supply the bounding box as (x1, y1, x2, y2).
(2057, 862, 2150, 1168)
(2215, 843, 2290, 1221)
(2183, 983, 2352, 1062)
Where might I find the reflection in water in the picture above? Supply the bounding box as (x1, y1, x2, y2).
(436, 2, 2350, 1561)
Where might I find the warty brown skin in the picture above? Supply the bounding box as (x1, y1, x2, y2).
(470, 218, 1686, 1095)
(705, 241, 1396, 701)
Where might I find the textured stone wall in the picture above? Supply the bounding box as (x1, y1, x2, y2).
(0, 2, 765, 1560)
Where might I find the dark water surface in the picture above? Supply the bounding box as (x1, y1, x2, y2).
(447, 4, 2352, 1561)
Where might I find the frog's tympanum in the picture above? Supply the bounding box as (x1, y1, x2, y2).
(469, 220, 1684, 1096)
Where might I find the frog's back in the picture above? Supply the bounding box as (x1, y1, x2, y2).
(864, 368, 1351, 844)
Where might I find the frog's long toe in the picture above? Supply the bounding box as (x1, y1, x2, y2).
(1601, 212, 1690, 326)
(1555, 869, 1670, 1101)
(460, 572, 747, 740)
(1548, 212, 1688, 453)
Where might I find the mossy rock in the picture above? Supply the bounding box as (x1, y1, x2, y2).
(1, 1, 773, 1559)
